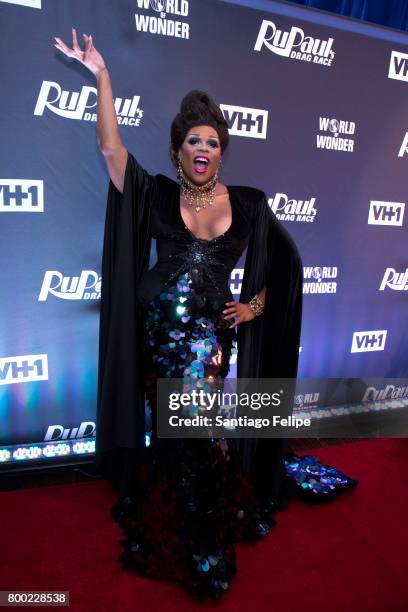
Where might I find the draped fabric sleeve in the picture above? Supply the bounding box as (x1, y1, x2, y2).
(95, 152, 157, 469)
(263, 196, 303, 378)
(234, 190, 303, 501)
(238, 191, 303, 379)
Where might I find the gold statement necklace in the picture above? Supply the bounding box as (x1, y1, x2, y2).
(178, 161, 218, 213)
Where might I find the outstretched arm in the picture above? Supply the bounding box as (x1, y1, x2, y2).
(54, 28, 127, 193)
(95, 66, 127, 193)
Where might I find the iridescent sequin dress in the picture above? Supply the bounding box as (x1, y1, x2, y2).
(109, 184, 358, 600)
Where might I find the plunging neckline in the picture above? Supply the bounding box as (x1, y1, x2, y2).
(177, 185, 234, 242)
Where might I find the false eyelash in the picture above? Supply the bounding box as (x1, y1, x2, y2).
(188, 138, 219, 148)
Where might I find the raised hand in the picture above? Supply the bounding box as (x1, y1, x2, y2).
(54, 27, 107, 78)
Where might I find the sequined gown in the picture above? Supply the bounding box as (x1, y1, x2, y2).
(109, 185, 358, 600)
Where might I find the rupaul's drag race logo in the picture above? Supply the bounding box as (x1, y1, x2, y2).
(44, 421, 95, 442)
(269, 192, 317, 223)
(379, 267, 408, 291)
(303, 266, 338, 294)
(362, 383, 408, 402)
(254, 20, 335, 67)
(135, 0, 190, 39)
(38, 271, 101, 302)
(316, 117, 356, 152)
(34, 81, 143, 126)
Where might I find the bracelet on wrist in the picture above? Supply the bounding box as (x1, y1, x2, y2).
(248, 294, 264, 317)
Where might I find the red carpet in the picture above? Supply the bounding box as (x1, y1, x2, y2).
(1, 439, 407, 611)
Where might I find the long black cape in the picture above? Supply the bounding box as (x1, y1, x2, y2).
(94, 153, 303, 502)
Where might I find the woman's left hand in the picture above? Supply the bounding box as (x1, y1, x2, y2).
(222, 301, 255, 328)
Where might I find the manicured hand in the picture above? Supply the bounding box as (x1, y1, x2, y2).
(54, 27, 107, 77)
(222, 301, 255, 329)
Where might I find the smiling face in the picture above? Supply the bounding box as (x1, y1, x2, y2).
(177, 125, 222, 185)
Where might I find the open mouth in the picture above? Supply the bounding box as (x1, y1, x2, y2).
(193, 156, 210, 173)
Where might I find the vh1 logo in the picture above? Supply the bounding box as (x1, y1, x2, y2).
(368, 201, 405, 226)
(388, 50, 408, 82)
(0, 354, 48, 385)
(220, 104, 268, 139)
(351, 330, 387, 353)
(0, 180, 43, 212)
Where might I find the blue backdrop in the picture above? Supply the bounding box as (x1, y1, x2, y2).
(287, 0, 408, 32)
(0, 0, 407, 465)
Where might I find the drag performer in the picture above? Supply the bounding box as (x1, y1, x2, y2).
(55, 29, 357, 599)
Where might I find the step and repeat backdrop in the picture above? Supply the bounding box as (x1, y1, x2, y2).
(0, 0, 407, 465)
